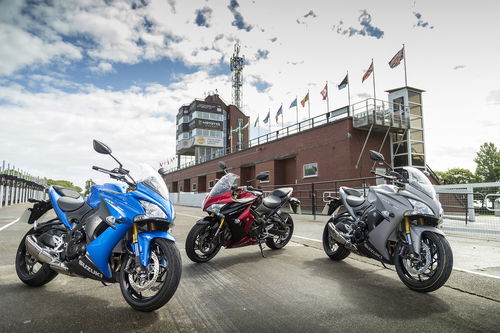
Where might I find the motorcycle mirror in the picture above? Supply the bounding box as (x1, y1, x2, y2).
(93, 140, 112, 155)
(256, 172, 269, 182)
(158, 168, 168, 176)
(368, 150, 384, 162)
(218, 161, 227, 170)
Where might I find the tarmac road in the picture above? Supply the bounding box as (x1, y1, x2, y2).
(0, 204, 499, 332)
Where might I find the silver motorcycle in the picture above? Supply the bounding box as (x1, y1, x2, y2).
(322, 150, 453, 292)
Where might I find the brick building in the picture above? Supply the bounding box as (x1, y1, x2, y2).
(165, 86, 428, 193)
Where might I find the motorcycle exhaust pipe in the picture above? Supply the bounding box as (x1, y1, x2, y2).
(25, 235, 54, 264)
(327, 222, 357, 251)
(25, 235, 70, 274)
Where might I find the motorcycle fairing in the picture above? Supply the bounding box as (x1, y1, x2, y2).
(48, 187, 72, 228)
(137, 230, 176, 266)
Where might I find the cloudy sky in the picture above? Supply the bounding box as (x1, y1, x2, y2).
(1, 0, 499, 187)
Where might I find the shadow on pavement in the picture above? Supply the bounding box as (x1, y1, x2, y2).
(0, 282, 165, 333)
(303, 257, 451, 320)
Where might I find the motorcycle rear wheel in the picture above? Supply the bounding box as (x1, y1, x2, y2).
(120, 238, 181, 312)
(322, 219, 351, 261)
(266, 213, 294, 249)
(185, 223, 222, 263)
(395, 232, 453, 293)
(15, 229, 58, 287)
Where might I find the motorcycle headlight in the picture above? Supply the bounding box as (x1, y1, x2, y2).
(135, 200, 167, 221)
(206, 203, 225, 215)
(406, 199, 434, 216)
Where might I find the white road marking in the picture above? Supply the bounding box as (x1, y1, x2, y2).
(0, 218, 20, 231)
(292, 235, 500, 280)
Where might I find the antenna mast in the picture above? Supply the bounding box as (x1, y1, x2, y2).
(230, 42, 245, 109)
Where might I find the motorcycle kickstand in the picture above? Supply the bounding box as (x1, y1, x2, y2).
(258, 241, 266, 258)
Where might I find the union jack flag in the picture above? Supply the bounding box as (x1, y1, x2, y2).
(389, 47, 404, 68)
(362, 61, 373, 83)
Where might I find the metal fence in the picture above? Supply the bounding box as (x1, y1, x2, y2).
(0, 160, 47, 208)
(435, 183, 500, 240)
(260, 180, 500, 240)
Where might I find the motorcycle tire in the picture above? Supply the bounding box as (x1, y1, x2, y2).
(395, 232, 453, 293)
(185, 223, 222, 263)
(322, 219, 351, 261)
(120, 238, 182, 312)
(266, 213, 294, 249)
(15, 229, 58, 287)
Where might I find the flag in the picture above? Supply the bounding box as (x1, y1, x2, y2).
(275, 105, 283, 123)
(254, 115, 259, 127)
(362, 61, 373, 83)
(389, 47, 404, 68)
(300, 93, 309, 107)
(320, 83, 328, 100)
(289, 98, 297, 108)
(338, 74, 348, 90)
(263, 111, 270, 124)
(241, 121, 249, 130)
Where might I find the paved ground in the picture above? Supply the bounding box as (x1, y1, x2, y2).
(0, 203, 499, 332)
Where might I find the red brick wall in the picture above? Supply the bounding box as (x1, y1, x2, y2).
(165, 118, 392, 192)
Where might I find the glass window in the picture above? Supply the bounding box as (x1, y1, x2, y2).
(411, 154, 425, 167)
(393, 142, 408, 154)
(410, 115, 423, 129)
(410, 130, 424, 141)
(392, 97, 405, 112)
(409, 104, 422, 116)
(392, 132, 407, 142)
(408, 91, 422, 104)
(411, 142, 424, 154)
(192, 183, 197, 191)
(394, 154, 408, 167)
(303, 163, 318, 178)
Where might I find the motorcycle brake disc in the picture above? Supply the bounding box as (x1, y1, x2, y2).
(403, 242, 432, 275)
(129, 251, 160, 292)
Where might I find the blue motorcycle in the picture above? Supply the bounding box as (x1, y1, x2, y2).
(15, 140, 181, 312)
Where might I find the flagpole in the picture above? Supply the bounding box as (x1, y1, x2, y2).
(403, 44, 408, 86)
(347, 71, 351, 117)
(268, 108, 271, 134)
(307, 89, 311, 122)
(257, 115, 260, 138)
(326, 81, 329, 115)
(371, 59, 376, 102)
(296, 95, 298, 124)
(280, 104, 283, 130)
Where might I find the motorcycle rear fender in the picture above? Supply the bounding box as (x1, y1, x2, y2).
(410, 226, 445, 254)
(137, 230, 176, 266)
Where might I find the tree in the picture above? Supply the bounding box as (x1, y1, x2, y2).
(84, 179, 96, 196)
(474, 142, 500, 182)
(435, 168, 477, 184)
(47, 179, 83, 193)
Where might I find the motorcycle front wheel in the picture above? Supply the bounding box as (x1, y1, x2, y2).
(395, 232, 453, 293)
(185, 223, 223, 263)
(119, 238, 181, 312)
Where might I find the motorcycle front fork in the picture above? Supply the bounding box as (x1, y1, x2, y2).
(403, 217, 425, 258)
(130, 222, 157, 268)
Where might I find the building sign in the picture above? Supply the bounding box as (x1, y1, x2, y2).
(190, 101, 223, 113)
(176, 137, 195, 150)
(194, 119, 223, 130)
(194, 136, 224, 147)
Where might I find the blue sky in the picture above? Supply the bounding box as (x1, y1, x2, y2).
(0, 0, 499, 186)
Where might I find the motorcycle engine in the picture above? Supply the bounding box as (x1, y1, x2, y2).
(64, 230, 87, 260)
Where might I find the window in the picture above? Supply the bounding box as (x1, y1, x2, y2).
(375, 167, 386, 185)
(192, 183, 197, 191)
(303, 163, 318, 178)
(410, 130, 424, 141)
(208, 180, 215, 189)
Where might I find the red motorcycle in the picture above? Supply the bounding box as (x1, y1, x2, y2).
(185, 162, 300, 262)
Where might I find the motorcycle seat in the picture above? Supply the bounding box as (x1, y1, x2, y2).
(270, 188, 292, 198)
(262, 195, 283, 209)
(57, 196, 85, 212)
(346, 195, 365, 207)
(53, 185, 81, 199)
(341, 186, 362, 197)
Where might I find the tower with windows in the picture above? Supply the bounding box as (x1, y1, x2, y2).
(387, 87, 426, 170)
